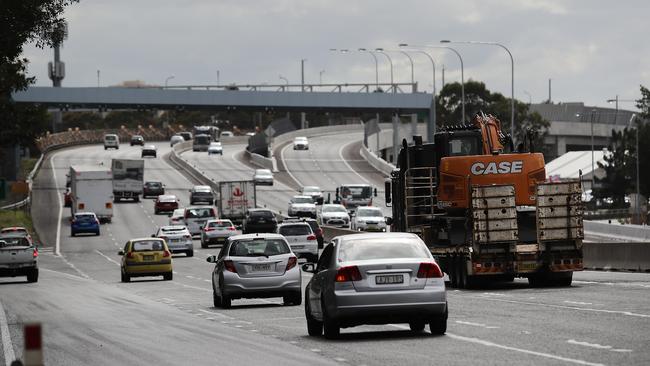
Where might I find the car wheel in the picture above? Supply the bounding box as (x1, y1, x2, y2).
(213, 290, 221, 308)
(134, 196, 140, 203)
(305, 295, 323, 336)
(27, 269, 39, 283)
(429, 305, 448, 335)
(154, 209, 159, 215)
(96, 230, 100, 236)
(322, 300, 340, 339)
(283, 291, 302, 306)
(163, 272, 173, 281)
(121, 271, 130, 283)
(221, 293, 231, 309)
(186, 250, 194, 257)
(200, 239, 207, 249)
(409, 321, 425, 332)
(104, 147, 107, 150)
(310, 254, 319, 263)
(71, 231, 76, 237)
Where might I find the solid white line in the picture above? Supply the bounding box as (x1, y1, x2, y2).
(567, 339, 632, 353)
(0, 301, 16, 366)
(51, 152, 64, 256)
(280, 143, 303, 187)
(338, 140, 369, 183)
(40, 268, 89, 281)
(95, 249, 120, 266)
(197, 309, 234, 319)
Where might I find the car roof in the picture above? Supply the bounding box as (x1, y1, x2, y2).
(171, 209, 185, 215)
(192, 185, 211, 191)
(302, 186, 320, 190)
(322, 204, 346, 208)
(277, 221, 310, 227)
(1, 227, 27, 232)
(341, 183, 371, 187)
(228, 233, 285, 241)
(131, 237, 166, 243)
(255, 169, 271, 173)
(186, 206, 214, 210)
(75, 212, 97, 216)
(158, 195, 177, 200)
(143, 144, 156, 148)
(292, 195, 313, 200)
(160, 225, 188, 230)
(132, 135, 143, 138)
(207, 218, 233, 223)
(247, 208, 273, 212)
(336, 232, 420, 243)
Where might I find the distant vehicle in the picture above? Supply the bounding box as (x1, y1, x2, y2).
(143, 181, 165, 198)
(130, 135, 144, 146)
(207, 142, 223, 155)
(242, 208, 277, 234)
(154, 194, 179, 214)
(179, 131, 193, 141)
(206, 233, 301, 308)
(288, 195, 317, 218)
(168, 208, 185, 226)
(64, 187, 72, 207)
(193, 125, 219, 141)
(0, 232, 39, 283)
(277, 221, 318, 263)
(335, 183, 377, 212)
(282, 217, 324, 249)
(301, 186, 323, 205)
(220, 131, 234, 138)
(170, 135, 184, 147)
(119, 238, 173, 282)
(183, 206, 217, 236)
(69, 165, 113, 222)
(303, 233, 447, 339)
(193, 134, 211, 152)
(70, 212, 101, 237)
(217, 181, 256, 224)
(0, 227, 31, 238)
(253, 169, 273, 186)
(351, 206, 387, 232)
(245, 132, 255, 137)
(141, 145, 157, 158)
(103, 134, 119, 150)
(200, 219, 238, 248)
(189, 185, 214, 205)
(154, 226, 193, 257)
(112, 159, 144, 202)
(318, 204, 350, 228)
(293, 137, 309, 150)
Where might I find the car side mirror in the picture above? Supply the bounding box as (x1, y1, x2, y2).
(206, 255, 217, 263)
(385, 217, 393, 226)
(384, 180, 392, 204)
(301, 263, 317, 273)
(118, 250, 124, 256)
(374, 188, 378, 197)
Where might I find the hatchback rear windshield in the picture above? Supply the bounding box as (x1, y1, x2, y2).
(75, 214, 96, 222)
(146, 182, 162, 187)
(250, 210, 274, 218)
(186, 208, 215, 218)
(229, 239, 290, 257)
(105, 135, 117, 141)
(338, 238, 430, 262)
(0, 237, 30, 247)
(132, 240, 165, 252)
(279, 225, 312, 236)
(208, 220, 233, 228)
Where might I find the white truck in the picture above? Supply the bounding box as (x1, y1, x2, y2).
(70, 165, 114, 223)
(0, 233, 39, 283)
(217, 181, 256, 224)
(112, 159, 144, 202)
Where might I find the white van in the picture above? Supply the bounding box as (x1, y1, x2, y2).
(183, 206, 217, 236)
(104, 134, 120, 150)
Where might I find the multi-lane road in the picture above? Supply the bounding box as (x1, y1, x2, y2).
(1, 132, 649, 366)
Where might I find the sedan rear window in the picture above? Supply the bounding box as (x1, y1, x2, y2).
(132, 240, 164, 252)
(208, 220, 232, 228)
(338, 238, 430, 262)
(229, 239, 290, 257)
(186, 208, 215, 218)
(279, 225, 312, 236)
(250, 210, 274, 218)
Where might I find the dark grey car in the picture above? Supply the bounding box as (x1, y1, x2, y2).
(190, 185, 214, 205)
(303, 232, 447, 339)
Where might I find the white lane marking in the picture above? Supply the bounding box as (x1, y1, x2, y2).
(573, 280, 650, 289)
(282, 158, 367, 162)
(169, 281, 211, 292)
(40, 268, 89, 281)
(564, 301, 594, 306)
(51, 152, 64, 256)
(455, 320, 500, 329)
(310, 348, 321, 353)
(60, 255, 91, 279)
(567, 339, 633, 353)
(333, 358, 347, 362)
(197, 309, 233, 319)
(280, 143, 303, 187)
(338, 140, 369, 183)
(0, 301, 16, 366)
(95, 250, 120, 266)
(466, 294, 650, 318)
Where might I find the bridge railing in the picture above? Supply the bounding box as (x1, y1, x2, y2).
(143, 82, 420, 93)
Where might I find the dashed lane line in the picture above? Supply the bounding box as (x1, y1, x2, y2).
(95, 249, 121, 266)
(567, 339, 633, 353)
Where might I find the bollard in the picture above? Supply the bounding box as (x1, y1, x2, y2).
(23, 323, 43, 366)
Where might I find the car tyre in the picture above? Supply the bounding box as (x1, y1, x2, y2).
(163, 272, 173, 281)
(154, 209, 159, 215)
(409, 321, 425, 332)
(121, 271, 130, 283)
(305, 295, 323, 336)
(322, 300, 340, 339)
(429, 305, 448, 335)
(310, 254, 319, 263)
(213, 290, 221, 308)
(200, 239, 207, 249)
(283, 291, 302, 306)
(96, 230, 100, 236)
(221, 294, 231, 309)
(27, 269, 39, 283)
(186, 250, 194, 257)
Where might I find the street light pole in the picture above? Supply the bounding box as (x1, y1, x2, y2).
(590, 109, 597, 191)
(319, 70, 325, 84)
(164, 75, 174, 88)
(399, 46, 437, 140)
(441, 40, 515, 140)
(301, 59, 306, 91)
(357, 48, 380, 89)
(375, 48, 394, 91)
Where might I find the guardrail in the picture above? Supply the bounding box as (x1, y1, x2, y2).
(583, 242, 650, 272)
(0, 154, 45, 210)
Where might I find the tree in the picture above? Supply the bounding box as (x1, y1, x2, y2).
(1, 1, 78, 147)
(593, 128, 636, 207)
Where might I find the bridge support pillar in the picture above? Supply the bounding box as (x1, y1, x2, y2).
(301, 112, 306, 129)
(392, 113, 399, 164)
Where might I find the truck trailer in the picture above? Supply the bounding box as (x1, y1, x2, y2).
(217, 181, 256, 224)
(111, 159, 144, 202)
(69, 165, 114, 223)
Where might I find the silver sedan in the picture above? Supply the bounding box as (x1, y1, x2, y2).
(206, 234, 301, 308)
(303, 232, 447, 339)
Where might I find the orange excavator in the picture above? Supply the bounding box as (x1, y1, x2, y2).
(386, 113, 583, 288)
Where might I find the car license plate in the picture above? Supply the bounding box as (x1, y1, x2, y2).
(519, 262, 537, 271)
(143, 255, 154, 261)
(252, 264, 271, 272)
(376, 275, 404, 284)
(292, 245, 304, 249)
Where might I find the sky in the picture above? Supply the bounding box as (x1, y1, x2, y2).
(21, 0, 650, 111)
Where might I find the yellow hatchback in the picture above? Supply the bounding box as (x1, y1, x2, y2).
(119, 238, 173, 282)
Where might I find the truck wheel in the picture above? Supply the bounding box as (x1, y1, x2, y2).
(27, 269, 39, 283)
(186, 250, 194, 257)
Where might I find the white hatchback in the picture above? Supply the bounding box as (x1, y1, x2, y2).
(183, 206, 217, 236)
(169, 208, 185, 226)
(277, 222, 318, 262)
(154, 225, 194, 257)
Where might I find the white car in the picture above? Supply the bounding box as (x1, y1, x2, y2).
(183, 206, 217, 236)
(169, 208, 185, 226)
(301, 186, 323, 205)
(288, 195, 317, 218)
(352, 206, 387, 232)
(220, 131, 234, 137)
(170, 135, 184, 147)
(103, 134, 119, 150)
(154, 225, 194, 257)
(253, 169, 274, 186)
(276, 222, 318, 262)
(208, 142, 223, 155)
(141, 144, 157, 158)
(319, 204, 350, 228)
(293, 137, 309, 150)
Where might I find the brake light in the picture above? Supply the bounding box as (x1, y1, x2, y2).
(307, 235, 316, 241)
(417, 262, 444, 278)
(228, 226, 236, 231)
(316, 228, 322, 236)
(204, 227, 214, 232)
(106, 202, 112, 209)
(163, 250, 171, 258)
(127, 251, 134, 259)
(78, 203, 85, 210)
(335, 266, 362, 282)
(286, 257, 297, 270)
(33, 248, 38, 258)
(224, 260, 237, 273)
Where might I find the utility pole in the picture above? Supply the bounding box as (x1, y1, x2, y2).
(301, 59, 306, 91)
(548, 78, 552, 103)
(48, 22, 67, 133)
(441, 64, 445, 87)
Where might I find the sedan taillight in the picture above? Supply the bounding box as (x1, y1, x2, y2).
(127, 252, 135, 259)
(417, 262, 444, 278)
(163, 250, 171, 258)
(228, 226, 236, 231)
(286, 257, 297, 271)
(307, 235, 316, 241)
(224, 260, 237, 273)
(33, 248, 38, 258)
(335, 266, 362, 282)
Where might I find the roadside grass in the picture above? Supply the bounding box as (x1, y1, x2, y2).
(0, 209, 41, 244)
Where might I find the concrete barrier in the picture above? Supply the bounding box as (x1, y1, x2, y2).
(243, 150, 275, 171)
(583, 242, 650, 272)
(321, 226, 358, 242)
(584, 221, 650, 241)
(272, 124, 364, 148)
(359, 144, 395, 177)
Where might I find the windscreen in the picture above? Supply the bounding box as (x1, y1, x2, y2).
(75, 214, 96, 222)
(448, 136, 480, 156)
(186, 208, 215, 218)
(132, 240, 165, 252)
(146, 182, 162, 188)
(356, 208, 383, 217)
(250, 210, 274, 218)
(208, 220, 233, 228)
(229, 239, 290, 257)
(342, 186, 371, 198)
(292, 197, 313, 204)
(0, 237, 30, 247)
(279, 225, 312, 236)
(323, 205, 346, 213)
(338, 238, 430, 262)
(194, 135, 210, 144)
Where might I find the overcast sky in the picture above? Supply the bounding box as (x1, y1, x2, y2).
(21, 0, 650, 110)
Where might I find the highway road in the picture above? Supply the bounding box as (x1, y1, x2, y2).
(1, 136, 649, 365)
